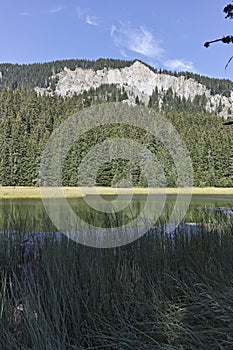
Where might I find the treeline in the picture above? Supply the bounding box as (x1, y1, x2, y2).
(0, 58, 133, 90)
(1, 58, 233, 98)
(148, 87, 210, 114)
(0, 87, 233, 187)
(177, 72, 233, 97)
(164, 71, 233, 98)
(148, 87, 228, 114)
(140, 59, 233, 97)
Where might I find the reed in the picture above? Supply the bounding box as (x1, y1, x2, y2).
(0, 206, 233, 349)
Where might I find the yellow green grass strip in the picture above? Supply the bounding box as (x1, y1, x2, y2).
(0, 186, 233, 198)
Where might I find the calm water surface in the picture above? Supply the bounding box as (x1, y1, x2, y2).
(0, 194, 233, 234)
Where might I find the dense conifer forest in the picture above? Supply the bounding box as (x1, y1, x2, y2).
(0, 59, 133, 90)
(0, 58, 233, 187)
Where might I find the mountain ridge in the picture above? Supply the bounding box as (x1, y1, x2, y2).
(0, 64, 233, 187)
(34, 60, 233, 117)
(1, 58, 233, 117)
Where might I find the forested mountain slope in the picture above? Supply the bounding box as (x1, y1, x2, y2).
(0, 86, 233, 187)
(1, 58, 233, 117)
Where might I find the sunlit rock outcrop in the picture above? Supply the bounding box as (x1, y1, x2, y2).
(36, 60, 233, 117)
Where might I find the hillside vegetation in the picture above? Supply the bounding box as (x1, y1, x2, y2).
(0, 83, 233, 187)
(1, 58, 233, 97)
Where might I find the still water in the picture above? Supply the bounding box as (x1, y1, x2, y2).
(0, 194, 233, 235)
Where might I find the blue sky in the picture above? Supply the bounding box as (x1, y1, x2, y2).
(1, 0, 233, 79)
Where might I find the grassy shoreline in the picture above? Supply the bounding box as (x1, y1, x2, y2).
(1, 219, 233, 348)
(0, 186, 233, 198)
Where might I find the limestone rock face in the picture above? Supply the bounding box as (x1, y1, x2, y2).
(37, 60, 233, 117)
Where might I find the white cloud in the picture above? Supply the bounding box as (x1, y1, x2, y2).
(20, 7, 64, 16)
(76, 6, 84, 19)
(20, 12, 30, 16)
(86, 15, 98, 26)
(49, 7, 64, 14)
(111, 23, 164, 59)
(110, 22, 195, 72)
(120, 49, 130, 58)
(111, 25, 117, 37)
(76, 6, 99, 26)
(164, 59, 194, 71)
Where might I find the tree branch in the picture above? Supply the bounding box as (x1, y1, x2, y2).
(204, 35, 233, 48)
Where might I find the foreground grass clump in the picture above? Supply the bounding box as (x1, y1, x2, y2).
(1, 224, 233, 349)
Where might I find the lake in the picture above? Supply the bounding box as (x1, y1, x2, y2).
(1, 194, 233, 240)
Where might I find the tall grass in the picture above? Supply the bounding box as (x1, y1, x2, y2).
(0, 204, 233, 349)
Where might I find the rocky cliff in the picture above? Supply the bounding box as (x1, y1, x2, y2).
(36, 60, 233, 117)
